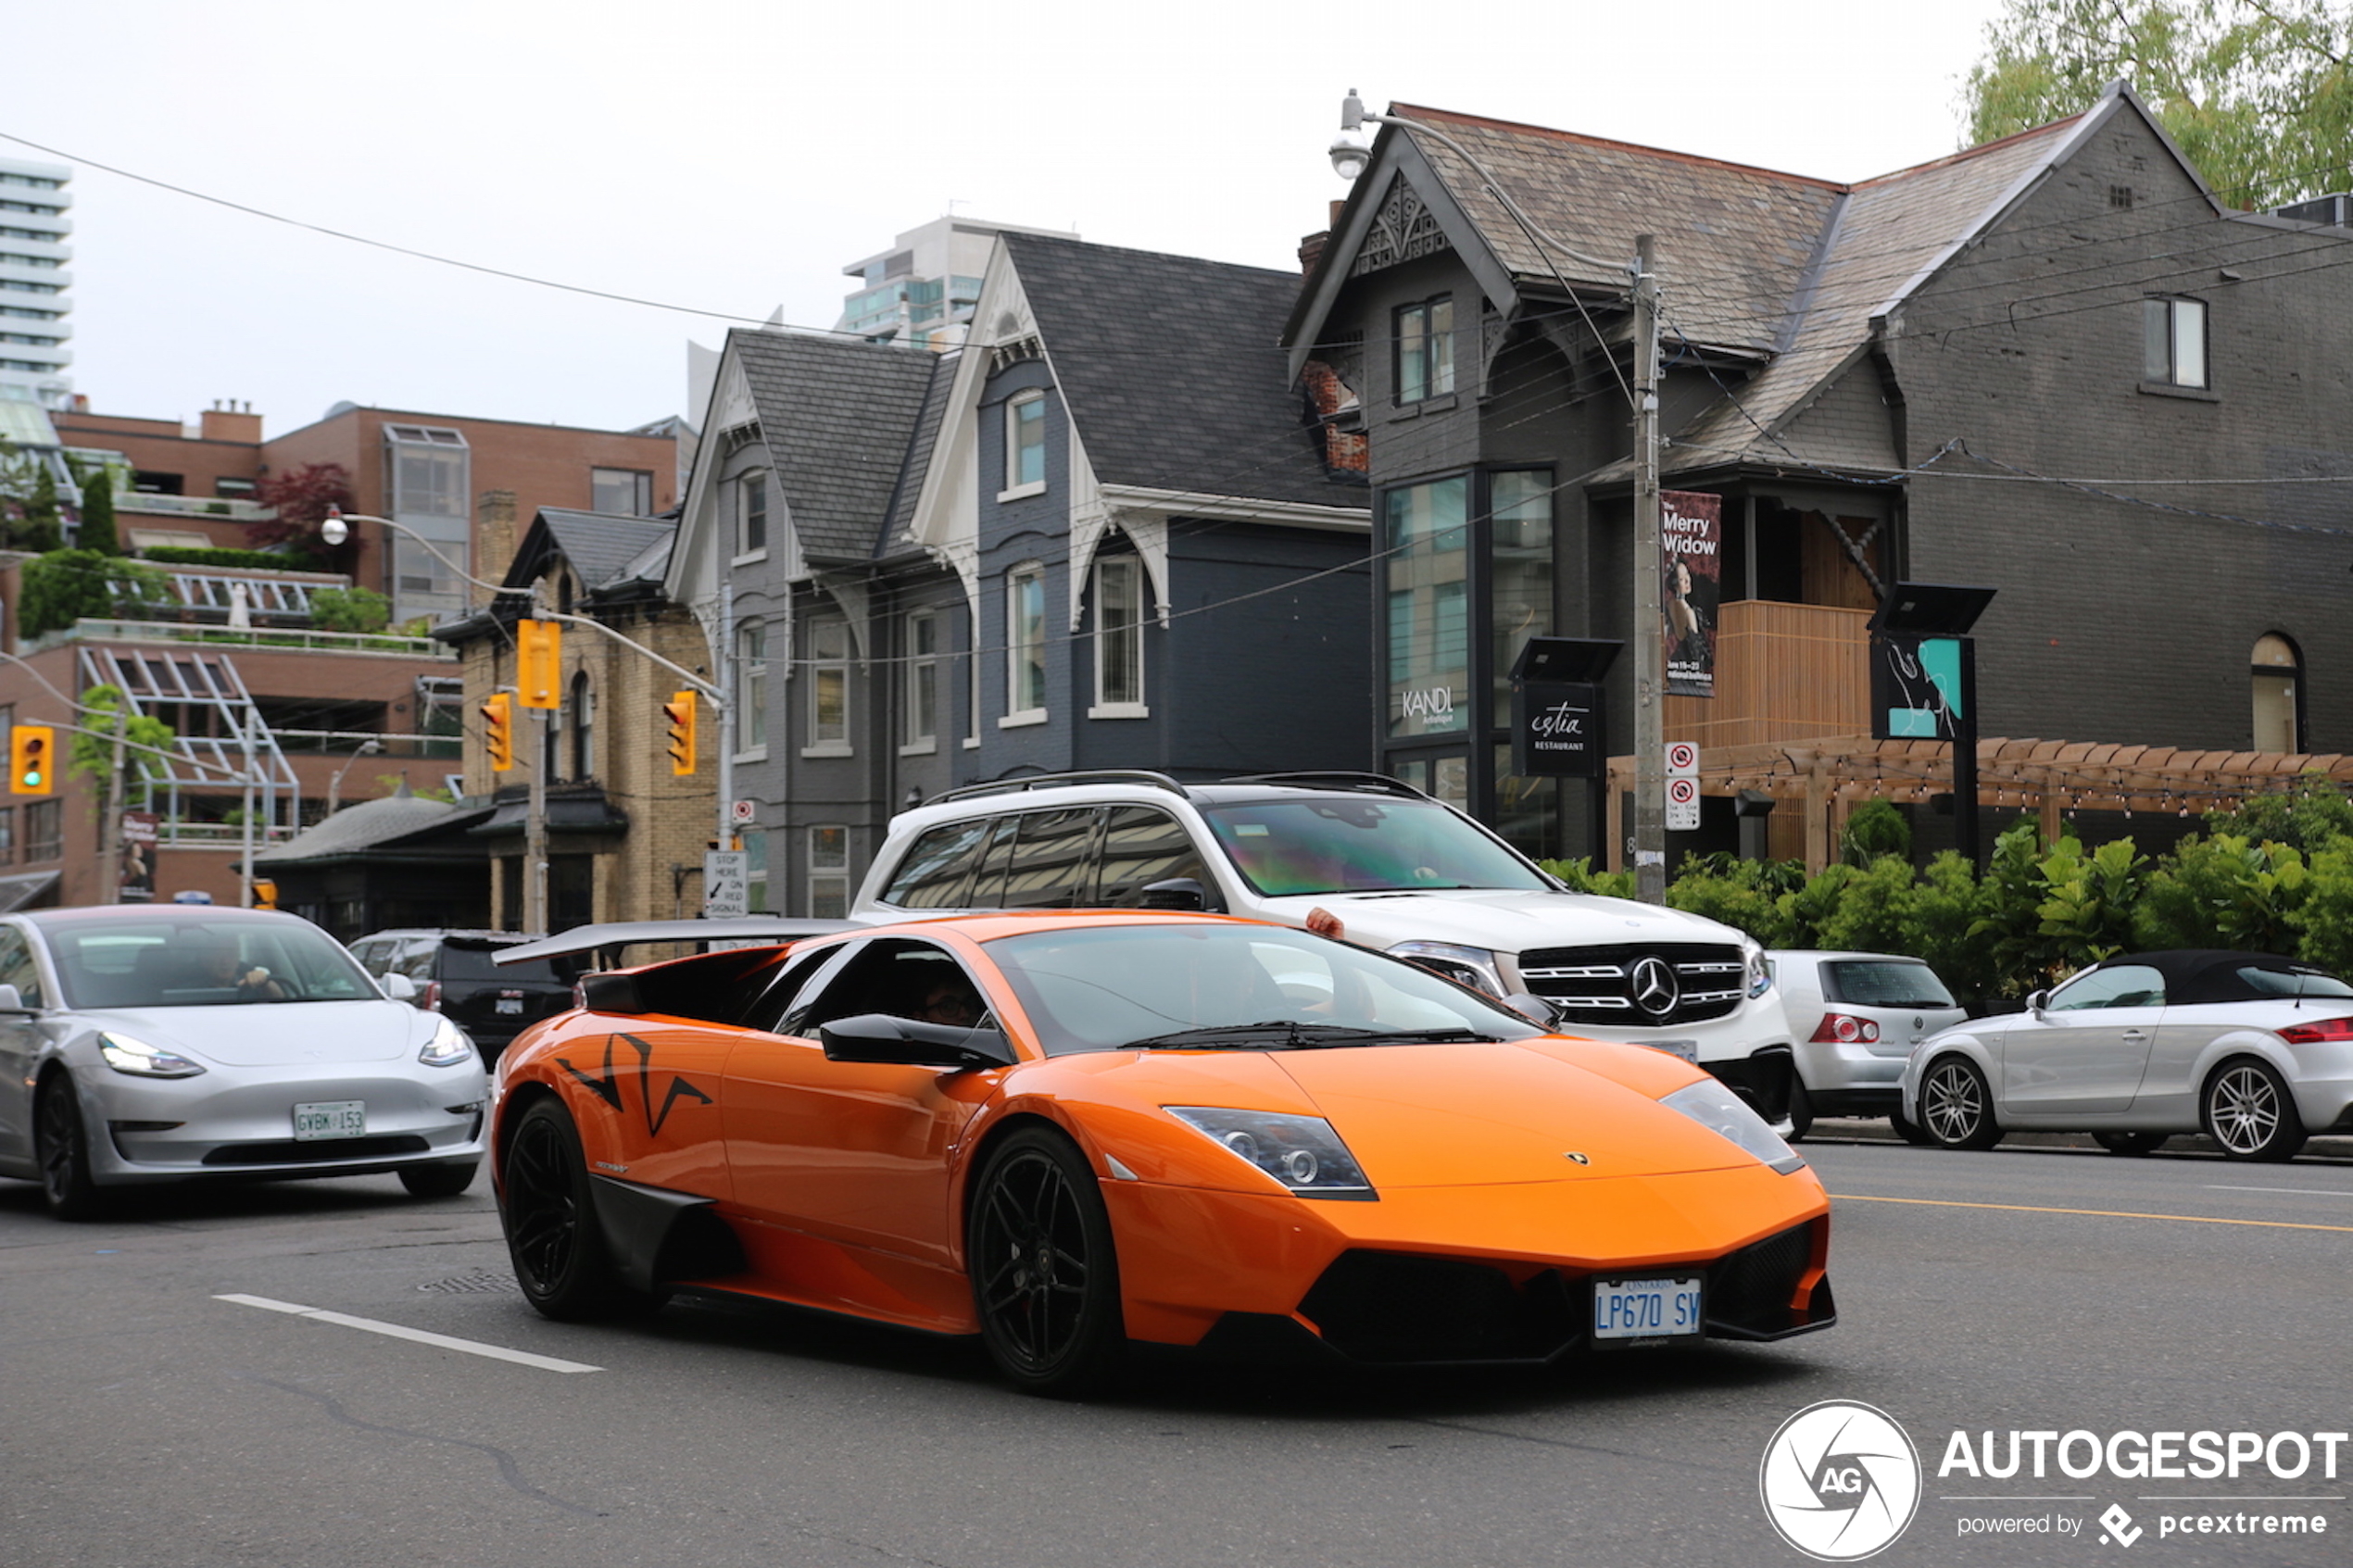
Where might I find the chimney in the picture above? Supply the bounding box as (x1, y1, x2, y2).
(199, 404, 263, 445)
(1299, 230, 1330, 275)
(476, 488, 520, 599)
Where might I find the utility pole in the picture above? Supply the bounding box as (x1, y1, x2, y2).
(526, 707, 549, 933)
(715, 564, 736, 855)
(100, 710, 126, 906)
(1631, 233, 1667, 904)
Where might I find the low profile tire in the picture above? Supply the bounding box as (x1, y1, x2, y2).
(501, 1098, 655, 1320)
(1920, 1056, 2003, 1151)
(1785, 1076, 1815, 1142)
(2203, 1059, 2308, 1163)
(2093, 1132, 2170, 1157)
(1889, 1108, 1932, 1147)
(398, 1160, 479, 1199)
(967, 1125, 1124, 1397)
(35, 1075, 107, 1222)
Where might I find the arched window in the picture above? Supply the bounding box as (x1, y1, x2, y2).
(570, 670, 594, 781)
(2252, 633, 2302, 753)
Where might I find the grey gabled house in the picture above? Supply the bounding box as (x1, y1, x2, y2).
(667, 234, 1373, 917)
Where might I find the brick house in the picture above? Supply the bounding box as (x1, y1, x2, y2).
(1283, 82, 2353, 868)
(665, 234, 1374, 916)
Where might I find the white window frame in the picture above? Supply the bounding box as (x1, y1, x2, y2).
(1088, 556, 1149, 719)
(803, 616, 852, 757)
(736, 470, 770, 562)
(2143, 295, 2209, 390)
(900, 608, 938, 755)
(963, 606, 981, 749)
(998, 391, 1047, 501)
(1001, 565, 1048, 727)
(736, 621, 768, 759)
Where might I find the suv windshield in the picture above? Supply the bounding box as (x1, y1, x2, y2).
(46, 916, 382, 1008)
(1200, 798, 1551, 898)
(983, 922, 1544, 1056)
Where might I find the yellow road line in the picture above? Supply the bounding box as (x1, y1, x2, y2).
(1829, 1194, 2353, 1234)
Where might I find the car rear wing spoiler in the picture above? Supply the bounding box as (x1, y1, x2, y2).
(493, 918, 860, 968)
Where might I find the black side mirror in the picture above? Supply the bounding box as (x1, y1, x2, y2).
(819, 1012, 1015, 1070)
(1141, 876, 1222, 912)
(1503, 991, 1564, 1029)
(579, 972, 647, 1015)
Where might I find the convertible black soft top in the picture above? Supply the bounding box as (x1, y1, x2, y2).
(2092, 949, 2346, 1006)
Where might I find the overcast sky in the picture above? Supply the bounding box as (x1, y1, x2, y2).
(8, 0, 2013, 439)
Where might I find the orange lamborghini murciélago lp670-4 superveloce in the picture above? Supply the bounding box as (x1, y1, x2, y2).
(488, 911, 1834, 1393)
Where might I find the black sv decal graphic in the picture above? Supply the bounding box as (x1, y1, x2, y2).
(556, 1032, 712, 1136)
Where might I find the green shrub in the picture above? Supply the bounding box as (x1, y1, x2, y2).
(309, 585, 392, 634)
(1538, 856, 1635, 899)
(1840, 797, 1912, 865)
(18, 550, 170, 636)
(1664, 854, 1804, 947)
(141, 546, 315, 571)
(2134, 834, 2308, 954)
(1816, 854, 1920, 955)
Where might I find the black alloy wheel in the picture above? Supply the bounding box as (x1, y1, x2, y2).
(501, 1098, 655, 1320)
(1920, 1057, 2004, 1151)
(2093, 1132, 2170, 1157)
(2202, 1059, 2309, 1163)
(967, 1126, 1123, 1396)
(398, 1160, 480, 1199)
(35, 1075, 107, 1222)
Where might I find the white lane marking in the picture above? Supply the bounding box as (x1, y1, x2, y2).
(2202, 1185, 2353, 1198)
(214, 1294, 602, 1374)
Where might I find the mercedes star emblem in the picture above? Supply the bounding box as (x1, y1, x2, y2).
(1628, 955, 1680, 1019)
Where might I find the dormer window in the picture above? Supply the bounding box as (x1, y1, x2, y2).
(1001, 390, 1047, 499)
(1396, 296, 1455, 404)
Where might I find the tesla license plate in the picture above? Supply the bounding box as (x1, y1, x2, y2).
(1593, 1276, 1703, 1341)
(292, 1100, 366, 1141)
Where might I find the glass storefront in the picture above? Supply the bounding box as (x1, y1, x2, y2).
(1384, 477, 1469, 738)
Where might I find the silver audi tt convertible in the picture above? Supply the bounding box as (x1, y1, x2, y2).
(0, 906, 489, 1219)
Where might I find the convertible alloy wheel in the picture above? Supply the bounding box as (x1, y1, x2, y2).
(1921, 1057, 2003, 1151)
(35, 1075, 107, 1222)
(502, 1098, 654, 1320)
(968, 1126, 1123, 1396)
(2203, 1059, 2308, 1163)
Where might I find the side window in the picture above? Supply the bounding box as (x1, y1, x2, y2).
(1001, 809, 1102, 909)
(348, 939, 385, 976)
(782, 939, 980, 1037)
(0, 926, 44, 1007)
(399, 940, 440, 984)
(963, 816, 1019, 909)
(2048, 964, 2167, 1010)
(743, 944, 852, 1035)
(883, 818, 998, 909)
(1095, 807, 1211, 906)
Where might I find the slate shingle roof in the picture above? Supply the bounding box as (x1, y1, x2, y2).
(534, 509, 675, 590)
(879, 348, 957, 557)
(1001, 233, 1341, 509)
(731, 330, 941, 563)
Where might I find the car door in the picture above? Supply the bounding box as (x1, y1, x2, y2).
(1998, 962, 2167, 1119)
(0, 923, 45, 1162)
(721, 936, 999, 1271)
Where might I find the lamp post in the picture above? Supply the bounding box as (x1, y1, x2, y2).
(1330, 94, 1664, 897)
(324, 737, 384, 819)
(320, 507, 730, 932)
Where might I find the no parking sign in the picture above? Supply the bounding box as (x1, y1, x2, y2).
(1665, 743, 1701, 831)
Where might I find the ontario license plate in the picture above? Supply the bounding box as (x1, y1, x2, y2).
(1593, 1276, 1703, 1340)
(495, 997, 523, 1014)
(292, 1100, 366, 1141)
(1645, 1039, 1700, 1063)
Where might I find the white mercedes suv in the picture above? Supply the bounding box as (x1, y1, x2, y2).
(851, 771, 1796, 1113)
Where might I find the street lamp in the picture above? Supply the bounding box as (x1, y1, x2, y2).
(324, 737, 384, 819)
(1327, 93, 1668, 899)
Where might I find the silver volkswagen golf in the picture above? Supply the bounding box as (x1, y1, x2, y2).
(0, 906, 489, 1219)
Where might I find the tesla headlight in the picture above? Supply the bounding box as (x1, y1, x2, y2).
(1660, 1077, 1805, 1174)
(418, 1016, 474, 1068)
(97, 1032, 207, 1079)
(1743, 940, 1772, 998)
(1164, 1107, 1375, 1199)
(1386, 940, 1506, 997)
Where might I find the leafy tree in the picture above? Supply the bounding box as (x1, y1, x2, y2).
(17, 550, 170, 637)
(68, 685, 177, 815)
(248, 462, 355, 561)
(309, 585, 392, 634)
(77, 470, 120, 556)
(2034, 834, 2150, 964)
(1965, 0, 2353, 207)
(1841, 798, 1912, 866)
(2202, 775, 2353, 854)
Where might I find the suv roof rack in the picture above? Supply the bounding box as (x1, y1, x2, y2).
(925, 769, 1191, 808)
(1218, 771, 1436, 803)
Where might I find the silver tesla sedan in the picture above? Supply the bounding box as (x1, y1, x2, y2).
(0, 906, 490, 1219)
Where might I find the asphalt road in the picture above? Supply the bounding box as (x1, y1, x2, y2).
(2, 1136, 2346, 1568)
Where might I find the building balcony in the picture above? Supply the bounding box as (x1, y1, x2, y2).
(1663, 598, 1870, 750)
(24, 618, 457, 661)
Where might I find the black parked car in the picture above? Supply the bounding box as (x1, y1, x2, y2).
(346, 930, 581, 1063)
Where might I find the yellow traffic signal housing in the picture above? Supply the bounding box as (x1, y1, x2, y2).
(481, 692, 515, 771)
(664, 691, 698, 776)
(9, 724, 54, 795)
(251, 879, 279, 910)
(515, 620, 561, 709)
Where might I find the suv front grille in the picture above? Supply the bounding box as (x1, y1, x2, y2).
(1516, 942, 1746, 1026)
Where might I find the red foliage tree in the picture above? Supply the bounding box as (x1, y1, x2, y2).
(248, 462, 357, 561)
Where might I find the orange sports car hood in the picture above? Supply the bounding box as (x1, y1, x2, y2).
(1265, 1041, 1760, 1186)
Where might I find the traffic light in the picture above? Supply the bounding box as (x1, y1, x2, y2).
(515, 620, 561, 709)
(251, 879, 279, 910)
(481, 692, 514, 771)
(9, 725, 54, 795)
(664, 691, 698, 776)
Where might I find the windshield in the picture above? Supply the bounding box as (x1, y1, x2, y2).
(1822, 960, 1957, 1010)
(46, 917, 383, 1008)
(982, 922, 1546, 1056)
(1200, 798, 1551, 897)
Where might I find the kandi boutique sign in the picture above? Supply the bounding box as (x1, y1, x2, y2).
(1661, 490, 1722, 699)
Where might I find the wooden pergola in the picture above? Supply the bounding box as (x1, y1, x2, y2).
(1605, 735, 2353, 872)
